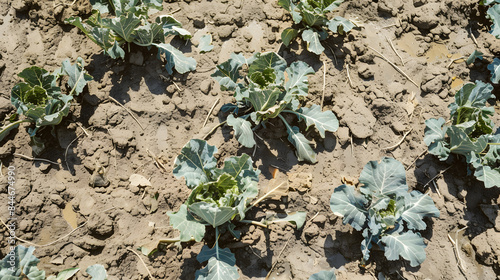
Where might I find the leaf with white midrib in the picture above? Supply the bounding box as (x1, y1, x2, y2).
(108, 13, 141, 42)
(302, 29, 325, 55)
(381, 231, 427, 267)
(400, 191, 440, 230)
(226, 115, 255, 148)
(291, 105, 338, 138)
(154, 43, 197, 74)
(359, 157, 408, 198)
(189, 202, 237, 227)
(330, 184, 368, 231)
(286, 125, 317, 163)
(195, 257, 239, 280)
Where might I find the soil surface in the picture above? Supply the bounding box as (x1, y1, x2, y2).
(1, 0, 500, 279)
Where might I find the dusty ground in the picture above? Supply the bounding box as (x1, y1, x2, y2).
(1, 0, 500, 279)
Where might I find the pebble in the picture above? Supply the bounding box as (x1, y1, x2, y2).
(200, 80, 212, 95)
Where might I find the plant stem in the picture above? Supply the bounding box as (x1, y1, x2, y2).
(1, 119, 31, 133)
(203, 120, 227, 140)
(239, 220, 268, 228)
(277, 114, 292, 133)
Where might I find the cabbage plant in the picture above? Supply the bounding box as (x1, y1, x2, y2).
(424, 81, 500, 188)
(65, 0, 196, 74)
(278, 0, 354, 55)
(330, 157, 440, 267)
(212, 52, 338, 163)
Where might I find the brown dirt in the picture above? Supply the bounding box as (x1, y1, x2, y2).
(1, 0, 500, 279)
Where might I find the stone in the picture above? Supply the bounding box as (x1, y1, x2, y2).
(200, 79, 212, 95)
(357, 64, 374, 79)
(129, 174, 152, 189)
(336, 126, 350, 145)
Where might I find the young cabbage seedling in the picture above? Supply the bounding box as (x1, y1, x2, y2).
(65, 0, 196, 74)
(0, 245, 108, 280)
(424, 81, 500, 188)
(211, 52, 339, 163)
(330, 157, 440, 267)
(141, 139, 306, 279)
(278, 0, 355, 55)
(0, 58, 92, 149)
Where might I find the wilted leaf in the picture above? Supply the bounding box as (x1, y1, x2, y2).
(86, 264, 108, 280)
(48, 267, 80, 280)
(286, 125, 317, 163)
(262, 211, 307, 229)
(281, 27, 299, 46)
(199, 34, 214, 53)
(309, 270, 336, 280)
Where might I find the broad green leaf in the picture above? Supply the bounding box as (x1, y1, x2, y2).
(484, 134, 500, 166)
(199, 34, 214, 53)
(301, 8, 327, 27)
(86, 264, 108, 280)
(466, 50, 483, 65)
(249, 68, 276, 88)
(293, 105, 339, 138)
(327, 16, 354, 34)
(195, 256, 239, 280)
(189, 202, 238, 227)
(133, 23, 164, 46)
(197, 245, 236, 266)
(211, 53, 245, 91)
(226, 115, 255, 148)
(106, 40, 126, 59)
(220, 153, 260, 183)
(17, 66, 54, 90)
(448, 126, 489, 155)
(284, 61, 315, 97)
(59, 57, 93, 96)
(278, 0, 303, 23)
(248, 52, 287, 84)
(51, 267, 80, 280)
(287, 125, 317, 163)
(474, 165, 500, 188)
(108, 13, 141, 42)
(173, 139, 218, 188)
(359, 157, 408, 199)
(449, 81, 494, 118)
(186, 174, 239, 207)
(330, 184, 368, 231)
(92, 27, 116, 52)
(154, 43, 197, 74)
(309, 270, 336, 280)
(253, 101, 288, 123)
(156, 15, 192, 39)
(0, 245, 45, 280)
(323, 0, 344, 11)
(381, 231, 427, 267)
(261, 211, 307, 229)
(236, 177, 259, 219)
(399, 191, 440, 230)
(487, 4, 500, 38)
(487, 57, 500, 84)
(424, 118, 450, 160)
(168, 204, 206, 242)
(281, 27, 299, 46)
(90, 0, 110, 14)
(247, 85, 281, 112)
(302, 29, 325, 55)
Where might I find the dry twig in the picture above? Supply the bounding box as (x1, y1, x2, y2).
(203, 121, 227, 140)
(147, 149, 168, 173)
(321, 61, 327, 108)
(469, 28, 479, 48)
(381, 129, 413, 151)
(203, 98, 220, 127)
(447, 56, 466, 68)
(265, 235, 293, 280)
(108, 96, 145, 131)
(14, 153, 60, 166)
(346, 63, 354, 89)
(448, 226, 468, 277)
(127, 248, 155, 280)
(368, 46, 419, 88)
(423, 166, 453, 188)
(385, 36, 404, 66)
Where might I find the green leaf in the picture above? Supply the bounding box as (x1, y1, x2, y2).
(293, 105, 339, 138)
(302, 29, 325, 55)
(189, 202, 238, 227)
(248, 52, 287, 84)
(424, 118, 450, 160)
(301, 8, 328, 27)
(400, 191, 440, 230)
(262, 211, 307, 229)
(156, 15, 192, 40)
(226, 115, 255, 148)
(195, 256, 239, 280)
(197, 245, 236, 266)
(323, 0, 344, 11)
(168, 204, 206, 242)
(466, 50, 483, 65)
(235, 177, 259, 220)
(0, 121, 22, 142)
(359, 157, 408, 199)
(450, 81, 494, 119)
(52, 268, 80, 280)
(284, 61, 315, 97)
(17, 66, 55, 90)
(173, 139, 218, 188)
(487, 57, 500, 84)
(86, 264, 108, 280)
(278, 0, 303, 23)
(474, 165, 500, 188)
(90, 0, 110, 13)
(487, 4, 500, 38)
(327, 16, 354, 34)
(484, 135, 500, 166)
(133, 23, 164, 46)
(220, 153, 260, 183)
(247, 85, 281, 112)
(154, 43, 197, 75)
(381, 231, 427, 267)
(59, 57, 93, 96)
(211, 53, 245, 91)
(448, 126, 489, 155)
(199, 34, 214, 53)
(108, 13, 141, 42)
(0, 245, 45, 280)
(186, 174, 240, 207)
(281, 27, 299, 46)
(330, 184, 368, 231)
(287, 125, 317, 163)
(309, 270, 337, 280)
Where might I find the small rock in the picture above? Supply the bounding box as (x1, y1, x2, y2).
(413, 0, 427, 7)
(39, 162, 51, 173)
(129, 52, 144, 66)
(79, 194, 96, 216)
(304, 223, 319, 241)
(200, 80, 212, 95)
(90, 165, 110, 187)
(218, 25, 235, 38)
(391, 121, 407, 133)
(412, 3, 441, 30)
(49, 194, 64, 207)
(336, 126, 350, 145)
(357, 64, 374, 79)
(129, 174, 152, 188)
(87, 212, 114, 236)
(313, 214, 327, 226)
(166, 84, 177, 94)
(0, 97, 12, 121)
